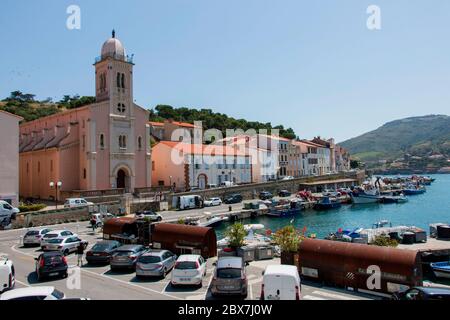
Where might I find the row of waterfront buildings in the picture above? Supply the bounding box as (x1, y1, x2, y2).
(0, 32, 350, 205)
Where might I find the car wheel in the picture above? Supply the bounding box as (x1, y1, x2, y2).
(62, 272, 68, 279)
(162, 268, 168, 278)
(197, 281, 203, 288)
(63, 249, 69, 256)
(157, 217, 162, 222)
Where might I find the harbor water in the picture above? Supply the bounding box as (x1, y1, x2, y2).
(215, 174, 450, 239)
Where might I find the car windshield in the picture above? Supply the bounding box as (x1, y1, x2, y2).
(26, 231, 39, 236)
(92, 243, 112, 251)
(115, 251, 133, 256)
(44, 234, 58, 238)
(138, 256, 161, 263)
(175, 261, 197, 270)
(44, 255, 64, 265)
(217, 268, 241, 279)
(47, 239, 64, 244)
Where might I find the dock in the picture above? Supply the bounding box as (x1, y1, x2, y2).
(397, 238, 450, 257)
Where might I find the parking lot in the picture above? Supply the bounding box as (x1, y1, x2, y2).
(0, 221, 374, 300)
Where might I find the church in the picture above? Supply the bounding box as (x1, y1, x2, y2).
(19, 31, 152, 200)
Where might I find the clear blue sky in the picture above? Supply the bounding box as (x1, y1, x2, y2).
(1, 0, 449, 142)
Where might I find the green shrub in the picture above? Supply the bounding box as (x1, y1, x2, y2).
(18, 203, 47, 212)
(272, 225, 303, 253)
(372, 235, 398, 247)
(224, 223, 247, 248)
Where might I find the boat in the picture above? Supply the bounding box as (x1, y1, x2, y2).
(313, 196, 341, 210)
(379, 193, 408, 204)
(430, 261, 450, 279)
(403, 185, 426, 195)
(350, 188, 381, 204)
(198, 212, 229, 228)
(266, 199, 302, 217)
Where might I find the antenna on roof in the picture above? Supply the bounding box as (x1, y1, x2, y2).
(112, 29, 116, 38)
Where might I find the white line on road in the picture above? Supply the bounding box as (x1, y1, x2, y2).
(311, 290, 358, 300)
(302, 294, 326, 300)
(15, 279, 31, 287)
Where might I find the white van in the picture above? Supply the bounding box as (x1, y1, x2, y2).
(64, 198, 94, 208)
(260, 265, 301, 300)
(0, 256, 15, 293)
(220, 181, 234, 188)
(173, 195, 204, 210)
(0, 200, 20, 227)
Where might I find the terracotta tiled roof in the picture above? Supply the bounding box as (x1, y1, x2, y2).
(149, 121, 164, 127)
(157, 141, 248, 156)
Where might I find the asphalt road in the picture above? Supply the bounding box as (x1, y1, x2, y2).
(0, 221, 375, 300)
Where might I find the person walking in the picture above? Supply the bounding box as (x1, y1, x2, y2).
(77, 242, 85, 267)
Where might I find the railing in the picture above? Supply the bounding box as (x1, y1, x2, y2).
(94, 53, 134, 64)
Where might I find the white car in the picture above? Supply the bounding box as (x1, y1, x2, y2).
(43, 236, 88, 256)
(260, 265, 301, 300)
(204, 197, 222, 207)
(91, 212, 114, 227)
(0, 200, 20, 227)
(171, 254, 207, 287)
(134, 211, 162, 222)
(64, 198, 94, 208)
(281, 176, 294, 181)
(0, 257, 15, 293)
(40, 230, 77, 249)
(0, 286, 65, 300)
(23, 228, 53, 246)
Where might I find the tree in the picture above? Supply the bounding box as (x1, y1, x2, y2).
(224, 223, 247, 248)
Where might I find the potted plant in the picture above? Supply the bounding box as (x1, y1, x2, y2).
(224, 223, 247, 251)
(273, 225, 303, 265)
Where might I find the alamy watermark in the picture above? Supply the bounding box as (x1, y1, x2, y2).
(367, 5, 381, 30)
(66, 5, 81, 30)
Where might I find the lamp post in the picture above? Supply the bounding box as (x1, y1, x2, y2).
(169, 176, 173, 192)
(49, 181, 62, 209)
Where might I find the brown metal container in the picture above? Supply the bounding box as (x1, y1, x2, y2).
(151, 223, 217, 258)
(298, 239, 422, 295)
(103, 217, 138, 239)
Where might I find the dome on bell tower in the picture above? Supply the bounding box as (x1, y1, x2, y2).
(101, 30, 126, 61)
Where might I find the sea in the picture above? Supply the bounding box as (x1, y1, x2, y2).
(214, 174, 450, 239)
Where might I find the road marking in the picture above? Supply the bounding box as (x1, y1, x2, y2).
(302, 294, 326, 300)
(81, 268, 183, 300)
(249, 283, 254, 300)
(203, 272, 214, 300)
(161, 281, 171, 293)
(248, 278, 262, 285)
(311, 290, 358, 300)
(15, 279, 31, 287)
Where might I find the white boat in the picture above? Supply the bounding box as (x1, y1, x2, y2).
(350, 188, 381, 204)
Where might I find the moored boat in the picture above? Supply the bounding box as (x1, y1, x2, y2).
(403, 186, 426, 195)
(313, 196, 341, 210)
(430, 261, 450, 279)
(379, 194, 408, 204)
(266, 199, 302, 217)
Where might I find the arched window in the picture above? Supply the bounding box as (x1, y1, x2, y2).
(119, 135, 127, 149)
(116, 72, 121, 88)
(138, 136, 142, 150)
(121, 73, 125, 88)
(100, 134, 105, 149)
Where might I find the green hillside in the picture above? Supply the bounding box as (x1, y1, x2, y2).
(340, 114, 450, 165)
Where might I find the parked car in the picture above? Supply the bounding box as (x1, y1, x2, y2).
(136, 250, 177, 278)
(0, 286, 66, 300)
(110, 244, 147, 271)
(224, 194, 243, 204)
(0, 256, 15, 293)
(204, 197, 222, 207)
(278, 190, 291, 197)
(35, 252, 68, 281)
(63, 198, 94, 208)
(86, 240, 122, 265)
(206, 184, 218, 189)
(40, 230, 77, 250)
(281, 176, 294, 181)
(220, 181, 235, 188)
(211, 257, 248, 298)
(322, 189, 341, 197)
(91, 212, 114, 227)
(259, 191, 273, 200)
(23, 228, 53, 247)
(391, 286, 450, 301)
(42, 236, 88, 256)
(0, 200, 20, 226)
(134, 210, 162, 222)
(171, 254, 207, 287)
(260, 265, 301, 300)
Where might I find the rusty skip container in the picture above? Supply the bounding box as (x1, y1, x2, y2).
(103, 217, 138, 240)
(150, 223, 217, 258)
(298, 239, 422, 295)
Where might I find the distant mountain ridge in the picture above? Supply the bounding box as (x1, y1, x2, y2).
(340, 114, 450, 162)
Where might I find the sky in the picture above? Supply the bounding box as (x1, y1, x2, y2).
(1, 0, 449, 142)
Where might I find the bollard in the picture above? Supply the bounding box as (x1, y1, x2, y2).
(229, 205, 232, 212)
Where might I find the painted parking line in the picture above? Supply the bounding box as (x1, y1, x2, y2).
(311, 290, 358, 300)
(303, 294, 326, 300)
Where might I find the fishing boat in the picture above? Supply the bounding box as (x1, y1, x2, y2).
(350, 188, 381, 204)
(403, 185, 426, 195)
(430, 261, 450, 279)
(313, 196, 341, 210)
(379, 193, 408, 204)
(266, 199, 302, 217)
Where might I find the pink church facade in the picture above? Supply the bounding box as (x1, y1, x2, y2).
(19, 32, 151, 200)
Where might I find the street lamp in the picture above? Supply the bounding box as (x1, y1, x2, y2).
(49, 181, 62, 209)
(169, 176, 173, 192)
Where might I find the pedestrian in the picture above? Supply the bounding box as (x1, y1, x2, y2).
(90, 218, 96, 232)
(77, 242, 85, 267)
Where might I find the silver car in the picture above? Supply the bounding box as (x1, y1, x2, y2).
(23, 228, 53, 247)
(40, 230, 77, 249)
(110, 245, 147, 270)
(210, 257, 248, 298)
(136, 250, 177, 278)
(42, 236, 88, 256)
